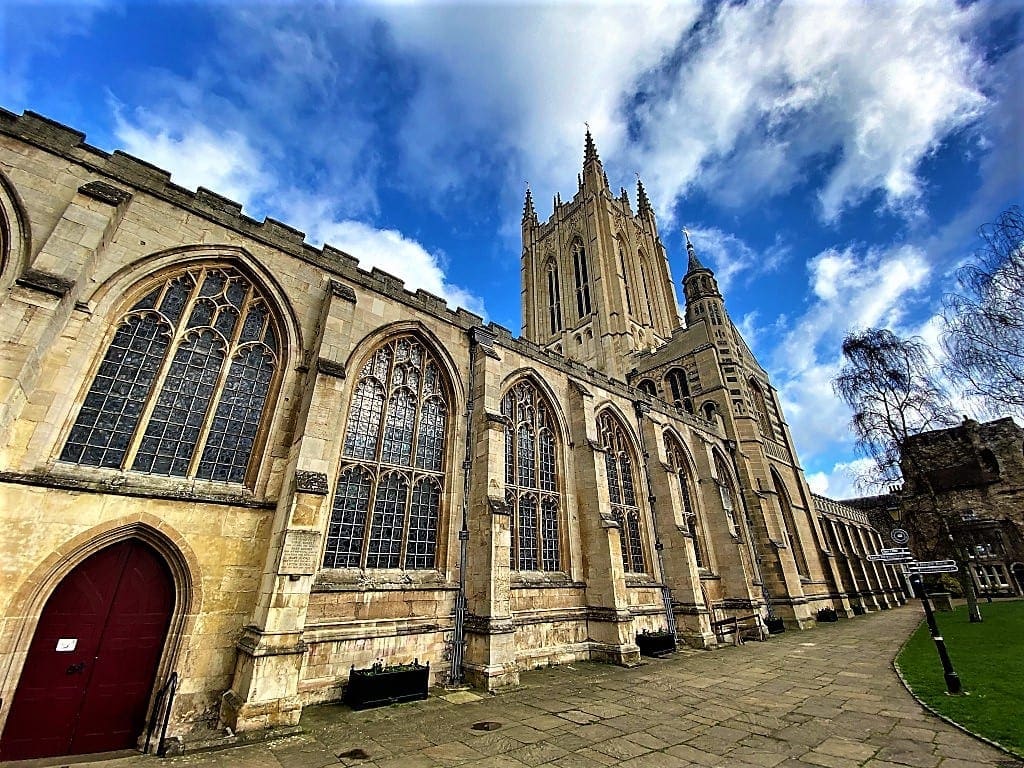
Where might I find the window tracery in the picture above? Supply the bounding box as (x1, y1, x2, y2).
(665, 434, 710, 569)
(546, 260, 562, 334)
(571, 238, 592, 319)
(773, 470, 809, 577)
(323, 335, 448, 570)
(713, 451, 739, 533)
(749, 379, 774, 436)
(598, 410, 646, 573)
(503, 379, 561, 571)
(665, 368, 692, 412)
(61, 265, 280, 484)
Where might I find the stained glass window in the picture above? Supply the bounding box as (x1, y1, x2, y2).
(323, 467, 372, 568)
(502, 379, 562, 572)
(325, 335, 449, 570)
(598, 411, 646, 573)
(665, 434, 710, 570)
(60, 265, 280, 484)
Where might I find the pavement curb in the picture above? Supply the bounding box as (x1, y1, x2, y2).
(892, 613, 1023, 763)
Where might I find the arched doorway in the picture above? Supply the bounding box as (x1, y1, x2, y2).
(0, 539, 174, 760)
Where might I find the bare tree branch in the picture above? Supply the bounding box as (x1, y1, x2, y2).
(942, 205, 1024, 416)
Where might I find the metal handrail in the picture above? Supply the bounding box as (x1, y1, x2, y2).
(143, 671, 178, 756)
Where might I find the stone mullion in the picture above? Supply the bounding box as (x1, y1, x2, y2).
(223, 279, 356, 733)
(462, 339, 517, 690)
(641, 420, 712, 647)
(573, 393, 638, 666)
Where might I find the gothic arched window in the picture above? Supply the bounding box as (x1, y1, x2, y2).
(637, 379, 657, 397)
(323, 336, 448, 570)
(665, 434, 710, 569)
(546, 260, 562, 334)
(713, 450, 738, 533)
(772, 470, 809, 577)
(502, 379, 561, 571)
(665, 368, 692, 412)
(639, 249, 655, 325)
(598, 410, 645, 573)
(571, 238, 592, 319)
(749, 379, 773, 436)
(617, 242, 634, 317)
(61, 265, 281, 484)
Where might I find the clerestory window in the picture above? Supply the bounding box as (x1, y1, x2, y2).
(503, 379, 561, 571)
(60, 265, 281, 484)
(323, 336, 448, 570)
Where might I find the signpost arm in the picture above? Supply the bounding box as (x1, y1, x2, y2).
(911, 574, 963, 695)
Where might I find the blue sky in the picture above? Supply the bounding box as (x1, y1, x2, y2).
(3, 0, 1022, 497)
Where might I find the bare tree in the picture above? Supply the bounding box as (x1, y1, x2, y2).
(942, 206, 1024, 416)
(834, 328, 982, 622)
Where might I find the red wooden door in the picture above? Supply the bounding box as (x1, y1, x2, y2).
(0, 540, 174, 760)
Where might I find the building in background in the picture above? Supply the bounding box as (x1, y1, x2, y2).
(0, 110, 902, 760)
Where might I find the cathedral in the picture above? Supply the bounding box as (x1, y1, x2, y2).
(0, 110, 903, 760)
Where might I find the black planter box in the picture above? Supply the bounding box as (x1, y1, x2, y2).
(636, 630, 676, 657)
(765, 617, 786, 634)
(816, 608, 839, 622)
(344, 661, 429, 710)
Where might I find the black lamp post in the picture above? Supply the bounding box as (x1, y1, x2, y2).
(910, 574, 963, 695)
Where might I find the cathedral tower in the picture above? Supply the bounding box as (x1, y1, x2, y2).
(521, 130, 681, 380)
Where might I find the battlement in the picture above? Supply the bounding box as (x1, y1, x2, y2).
(0, 108, 483, 331)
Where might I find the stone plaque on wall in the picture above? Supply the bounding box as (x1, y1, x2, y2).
(280, 529, 322, 575)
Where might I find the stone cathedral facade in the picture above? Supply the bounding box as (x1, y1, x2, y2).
(0, 111, 902, 759)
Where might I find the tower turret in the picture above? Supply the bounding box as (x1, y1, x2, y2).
(682, 229, 726, 329)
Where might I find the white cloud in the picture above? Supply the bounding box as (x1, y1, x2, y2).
(633, 0, 988, 222)
(112, 108, 486, 317)
(758, 243, 932, 460)
(685, 227, 789, 291)
(283, 196, 486, 317)
(806, 457, 879, 499)
(113, 107, 272, 212)
(377, 2, 701, 207)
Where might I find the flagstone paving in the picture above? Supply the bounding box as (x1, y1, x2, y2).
(50, 606, 1020, 767)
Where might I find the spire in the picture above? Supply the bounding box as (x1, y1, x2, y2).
(522, 183, 538, 225)
(584, 125, 600, 166)
(684, 229, 707, 274)
(636, 176, 652, 214)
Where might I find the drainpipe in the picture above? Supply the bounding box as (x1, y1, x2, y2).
(448, 326, 491, 686)
(726, 439, 775, 621)
(633, 400, 677, 637)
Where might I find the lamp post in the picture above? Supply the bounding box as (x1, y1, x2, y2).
(910, 573, 963, 695)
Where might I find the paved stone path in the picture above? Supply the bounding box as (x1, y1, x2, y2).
(58, 606, 1018, 767)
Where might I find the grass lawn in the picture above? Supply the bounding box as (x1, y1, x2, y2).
(896, 599, 1024, 757)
